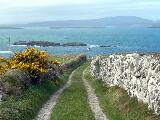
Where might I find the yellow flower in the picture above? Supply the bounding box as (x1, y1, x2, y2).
(0, 48, 58, 78)
(52, 60, 60, 65)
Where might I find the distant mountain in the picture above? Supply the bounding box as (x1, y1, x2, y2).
(27, 16, 157, 27)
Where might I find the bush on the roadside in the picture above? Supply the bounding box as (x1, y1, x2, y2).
(0, 57, 9, 75)
(42, 64, 63, 85)
(0, 79, 64, 120)
(0, 48, 60, 85)
(0, 48, 62, 100)
(8, 48, 50, 84)
(0, 69, 30, 99)
(0, 54, 86, 120)
(0, 65, 7, 75)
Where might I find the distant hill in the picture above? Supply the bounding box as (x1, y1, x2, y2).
(27, 16, 157, 27)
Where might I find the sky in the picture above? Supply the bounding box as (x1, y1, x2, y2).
(0, 0, 160, 24)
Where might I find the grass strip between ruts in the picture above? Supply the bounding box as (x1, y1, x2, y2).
(50, 62, 95, 120)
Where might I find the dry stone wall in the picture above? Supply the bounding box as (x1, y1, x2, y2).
(90, 53, 160, 115)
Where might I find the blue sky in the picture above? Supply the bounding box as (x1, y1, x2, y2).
(0, 0, 160, 24)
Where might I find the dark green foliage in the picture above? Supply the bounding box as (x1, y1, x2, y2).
(0, 56, 86, 120)
(0, 69, 30, 99)
(0, 72, 69, 120)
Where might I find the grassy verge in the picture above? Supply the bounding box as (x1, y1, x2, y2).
(0, 70, 71, 120)
(50, 62, 94, 120)
(0, 55, 86, 120)
(84, 66, 160, 120)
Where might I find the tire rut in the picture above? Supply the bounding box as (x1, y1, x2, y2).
(34, 69, 76, 120)
(82, 67, 109, 120)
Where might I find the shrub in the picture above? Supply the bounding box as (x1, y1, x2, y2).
(0, 54, 86, 120)
(0, 48, 60, 85)
(0, 65, 7, 75)
(0, 69, 30, 99)
(0, 48, 61, 99)
(0, 80, 61, 120)
(8, 48, 50, 84)
(0, 57, 8, 75)
(42, 64, 62, 85)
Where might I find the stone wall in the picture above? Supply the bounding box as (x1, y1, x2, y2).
(90, 53, 160, 115)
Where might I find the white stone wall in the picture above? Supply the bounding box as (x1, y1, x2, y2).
(90, 53, 160, 115)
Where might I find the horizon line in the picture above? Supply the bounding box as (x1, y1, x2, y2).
(0, 16, 159, 25)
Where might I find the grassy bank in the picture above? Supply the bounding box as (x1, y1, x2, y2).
(0, 54, 86, 120)
(84, 66, 160, 120)
(0, 70, 70, 120)
(50, 62, 94, 120)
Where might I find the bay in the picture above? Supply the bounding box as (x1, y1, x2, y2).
(0, 26, 160, 57)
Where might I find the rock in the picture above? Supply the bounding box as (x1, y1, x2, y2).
(90, 53, 160, 115)
(100, 45, 112, 48)
(14, 41, 60, 47)
(61, 42, 87, 46)
(13, 41, 87, 47)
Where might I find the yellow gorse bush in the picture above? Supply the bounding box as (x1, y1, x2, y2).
(0, 65, 7, 75)
(9, 48, 48, 76)
(0, 48, 60, 84)
(0, 57, 8, 75)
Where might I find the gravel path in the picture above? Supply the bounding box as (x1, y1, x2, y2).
(34, 70, 76, 120)
(83, 67, 109, 120)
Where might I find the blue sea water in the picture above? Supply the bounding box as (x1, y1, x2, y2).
(0, 26, 160, 57)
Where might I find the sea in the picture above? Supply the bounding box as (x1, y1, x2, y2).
(0, 26, 160, 57)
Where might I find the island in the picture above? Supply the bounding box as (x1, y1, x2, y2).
(13, 40, 87, 47)
(0, 27, 23, 29)
(146, 24, 160, 28)
(100, 45, 111, 47)
(50, 26, 107, 29)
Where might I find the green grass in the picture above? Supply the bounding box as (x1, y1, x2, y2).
(0, 69, 71, 120)
(48, 55, 79, 64)
(50, 62, 95, 120)
(0, 55, 86, 120)
(84, 66, 160, 120)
